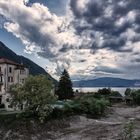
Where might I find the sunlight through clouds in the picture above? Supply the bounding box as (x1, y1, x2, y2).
(0, 0, 140, 80)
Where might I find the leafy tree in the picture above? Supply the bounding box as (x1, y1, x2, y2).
(56, 69, 74, 100)
(125, 88, 132, 96)
(111, 91, 122, 97)
(63, 94, 109, 117)
(97, 88, 112, 97)
(133, 90, 140, 105)
(10, 75, 56, 122)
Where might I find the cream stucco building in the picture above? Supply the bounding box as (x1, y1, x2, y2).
(0, 58, 29, 110)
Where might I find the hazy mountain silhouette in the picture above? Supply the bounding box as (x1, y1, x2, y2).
(0, 41, 56, 82)
(73, 77, 140, 87)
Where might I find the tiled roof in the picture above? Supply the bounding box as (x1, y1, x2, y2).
(0, 58, 24, 67)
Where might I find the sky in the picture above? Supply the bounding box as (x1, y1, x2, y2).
(0, 0, 140, 80)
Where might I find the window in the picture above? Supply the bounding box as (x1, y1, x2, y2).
(8, 77, 13, 83)
(11, 77, 13, 82)
(0, 76, 2, 82)
(9, 67, 12, 73)
(8, 77, 10, 82)
(20, 79, 25, 83)
(20, 69, 25, 75)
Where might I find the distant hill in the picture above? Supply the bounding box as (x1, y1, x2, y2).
(0, 41, 56, 83)
(73, 77, 140, 87)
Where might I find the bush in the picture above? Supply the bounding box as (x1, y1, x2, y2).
(122, 119, 135, 140)
(125, 88, 132, 96)
(134, 90, 140, 105)
(98, 88, 112, 97)
(126, 89, 140, 105)
(94, 92, 102, 99)
(61, 95, 109, 118)
(111, 91, 122, 97)
(51, 108, 65, 119)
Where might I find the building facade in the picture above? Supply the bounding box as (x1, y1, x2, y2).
(0, 58, 29, 110)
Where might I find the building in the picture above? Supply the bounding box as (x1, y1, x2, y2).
(0, 58, 29, 110)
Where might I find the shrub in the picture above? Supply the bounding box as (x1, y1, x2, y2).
(122, 119, 135, 140)
(125, 88, 132, 96)
(94, 92, 102, 99)
(61, 95, 109, 118)
(111, 91, 122, 97)
(51, 108, 65, 118)
(98, 88, 112, 97)
(134, 90, 140, 105)
(126, 89, 140, 105)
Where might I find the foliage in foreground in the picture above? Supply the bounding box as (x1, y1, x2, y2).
(52, 95, 109, 118)
(73, 95, 109, 117)
(10, 75, 56, 122)
(122, 119, 135, 140)
(125, 88, 140, 105)
(122, 119, 140, 140)
(93, 88, 122, 99)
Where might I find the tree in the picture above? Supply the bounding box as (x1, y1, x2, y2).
(111, 91, 122, 97)
(10, 75, 56, 122)
(56, 69, 74, 100)
(98, 88, 112, 97)
(125, 88, 132, 96)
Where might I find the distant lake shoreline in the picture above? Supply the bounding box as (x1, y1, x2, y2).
(73, 87, 140, 96)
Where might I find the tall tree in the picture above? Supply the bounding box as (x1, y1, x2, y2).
(10, 75, 56, 122)
(56, 69, 74, 100)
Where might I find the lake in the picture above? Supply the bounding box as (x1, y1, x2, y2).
(73, 87, 140, 96)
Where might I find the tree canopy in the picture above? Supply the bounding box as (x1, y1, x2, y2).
(10, 75, 56, 122)
(56, 69, 74, 100)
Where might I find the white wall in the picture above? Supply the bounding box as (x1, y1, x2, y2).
(0, 63, 29, 111)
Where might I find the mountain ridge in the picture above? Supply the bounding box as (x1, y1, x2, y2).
(73, 77, 140, 87)
(0, 41, 56, 82)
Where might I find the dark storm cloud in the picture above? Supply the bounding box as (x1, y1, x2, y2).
(94, 66, 123, 75)
(70, 0, 104, 19)
(133, 58, 140, 63)
(70, 0, 140, 52)
(17, 20, 56, 58)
